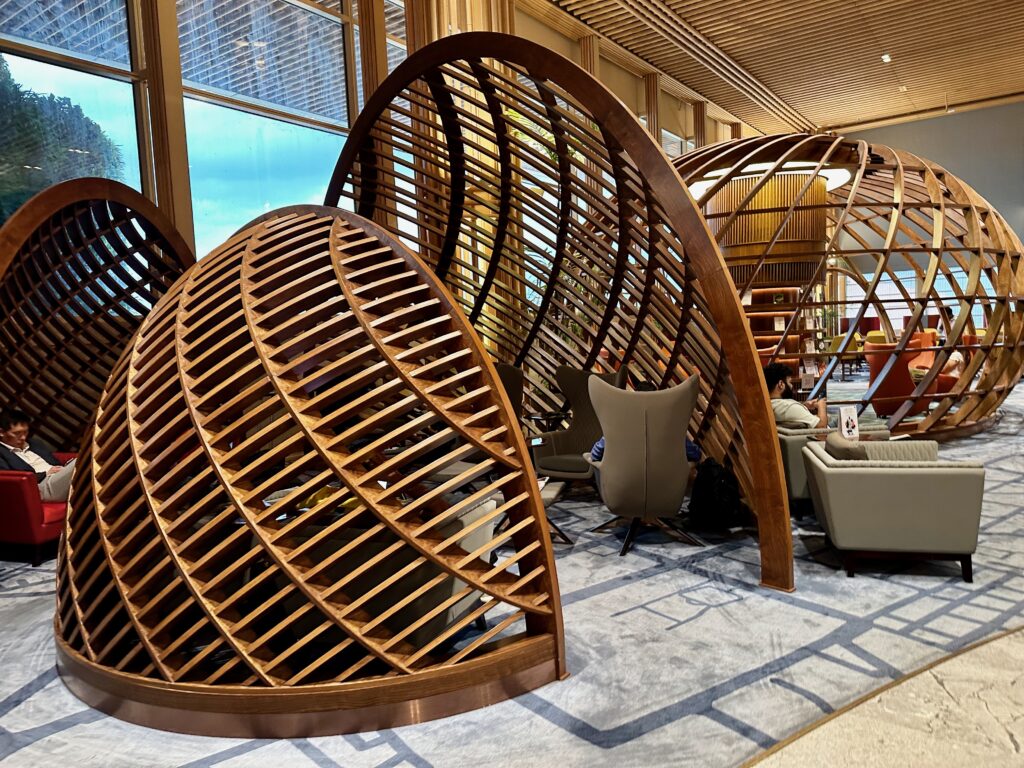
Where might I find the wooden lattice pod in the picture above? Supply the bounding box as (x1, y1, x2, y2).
(674, 134, 1024, 437)
(325, 32, 793, 590)
(55, 207, 564, 737)
(0, 179, 195, 449)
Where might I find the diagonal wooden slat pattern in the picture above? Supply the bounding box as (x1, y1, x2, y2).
(0, 178, 195, 451)
(325, 32, 794, 591)
(673, 133, 1024, 437)
(54, 205, 564, 737)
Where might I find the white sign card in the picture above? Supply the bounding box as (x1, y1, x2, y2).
(773, 316, 786, 332)
(839, 405, 859, 439)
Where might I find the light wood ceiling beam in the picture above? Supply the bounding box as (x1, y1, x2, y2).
(605, 0, 813, 130)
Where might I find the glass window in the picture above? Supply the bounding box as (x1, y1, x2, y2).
(177, 0, 349, 125)
(184, 98, 345, 257)
(0, 0, 130, 67)
(0, 52, 140, 221)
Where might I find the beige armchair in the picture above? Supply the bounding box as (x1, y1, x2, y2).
(532, 366, 626, 481)
(778, 424, 890, 501)
(585, 375, 701, 555)
(802, 436, 984, 581)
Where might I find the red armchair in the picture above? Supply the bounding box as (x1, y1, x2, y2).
(0, 451, 75, 565)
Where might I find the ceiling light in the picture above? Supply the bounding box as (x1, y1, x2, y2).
(899, 85, 907, 92)
(688, 161, 853, 200)
(880, 53, 892, 63)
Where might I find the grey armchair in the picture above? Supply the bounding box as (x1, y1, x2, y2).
(802, 436, 985, 581)
(585, 375, 701, 555)
(778, 424, 890, 501)
(532, 366, 626, 481)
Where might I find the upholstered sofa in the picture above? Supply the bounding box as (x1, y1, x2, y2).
(777, 425, 890, 501)
(802, 436, 984, 581)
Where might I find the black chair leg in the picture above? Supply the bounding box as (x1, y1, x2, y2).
(843, 553, 856, 577)
(32, 545, 43, 567)
(547, 516, 574, 545)
(619, 517, 641, 556)
(961, 555, 973, 583)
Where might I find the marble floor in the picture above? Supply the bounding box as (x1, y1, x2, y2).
(0, 390, 1022, 767)
(751, 626, 1024, 767)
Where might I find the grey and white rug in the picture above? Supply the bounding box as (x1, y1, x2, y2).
(2, 391, 1022, 767)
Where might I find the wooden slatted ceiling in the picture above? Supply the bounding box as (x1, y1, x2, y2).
(551, 0, 1024, 132)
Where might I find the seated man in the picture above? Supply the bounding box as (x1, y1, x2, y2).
(0, 410, 76, 502)
(764, 362, 827, 429)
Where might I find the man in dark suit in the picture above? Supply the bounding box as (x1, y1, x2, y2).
(0, 410, 76, 502)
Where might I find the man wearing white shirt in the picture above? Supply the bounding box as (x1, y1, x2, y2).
(764, 363, 828, 429)
(0, 410, 76, 502)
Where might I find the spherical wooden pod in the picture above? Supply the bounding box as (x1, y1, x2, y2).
(325, 32, 793, 590)
(0, 179, 195, 450)
(55, 207, 564, 737)
(673, 134, 1024, 437)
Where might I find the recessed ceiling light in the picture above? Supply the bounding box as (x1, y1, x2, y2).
(899, 85, 907, 92)
(881, 53, 892, 63)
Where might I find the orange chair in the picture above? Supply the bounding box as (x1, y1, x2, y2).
(863, 338, 937, 417)
(907, 328, 958, 392)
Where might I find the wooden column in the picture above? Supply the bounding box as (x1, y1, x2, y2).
(359, 0, 389, 97)
(580, 35, 600, 78)
(693, 100, 707, 147)
(405, 0, 438, 53)
(134, 0, 195, 252)
(644, 72, 660, 140)
(730, 122, 742, 140)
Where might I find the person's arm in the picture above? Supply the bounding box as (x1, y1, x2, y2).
(805, 398, 828, 429)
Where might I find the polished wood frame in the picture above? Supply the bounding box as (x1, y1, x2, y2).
(325, 32, 794, 590)
(54, 206, 564, 736)
(0, 178, 195, 450)
(674, 134, 1024, 438)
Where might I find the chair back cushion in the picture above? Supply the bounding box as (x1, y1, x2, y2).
(493, 363, 524, 420)
(824, 432, 868, 460)
(590, 375, 699, 521)
(554, 365, 624, 454)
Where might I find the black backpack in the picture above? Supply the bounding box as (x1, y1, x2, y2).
(688, 457, 749, 530)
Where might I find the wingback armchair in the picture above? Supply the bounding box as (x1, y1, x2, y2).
(585, 375, 700, 555)
(532, 366, 626, 481)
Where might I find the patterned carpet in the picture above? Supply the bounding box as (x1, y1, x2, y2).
(1, 390, 1022, 767)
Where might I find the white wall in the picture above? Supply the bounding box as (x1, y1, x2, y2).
(850, 102, 1024, 238)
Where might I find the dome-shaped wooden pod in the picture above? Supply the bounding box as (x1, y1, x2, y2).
(0, 178, 195, 450)
(55, 207, 564, 737)
(325, 32, 793, 590)
(674, 134, 1024, 437)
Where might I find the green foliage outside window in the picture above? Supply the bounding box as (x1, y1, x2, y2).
(0, 57, 124, 220)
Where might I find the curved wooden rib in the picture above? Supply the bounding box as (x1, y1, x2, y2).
(673, 134, 1024, 438)
(0, 180, 194, 683)
(54, 207, 563, 736)
(325, 32, 793, 591)
(0, 178, 195, 450)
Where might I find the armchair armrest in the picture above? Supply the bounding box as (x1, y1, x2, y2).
(53, 452, 77, 465)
